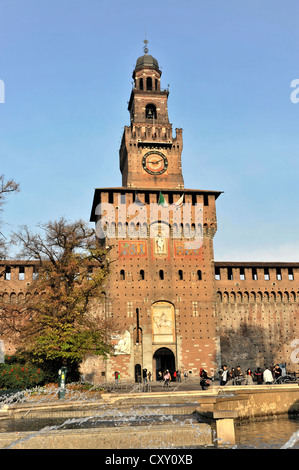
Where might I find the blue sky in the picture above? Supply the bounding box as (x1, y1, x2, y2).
(0, 0, 298, 261)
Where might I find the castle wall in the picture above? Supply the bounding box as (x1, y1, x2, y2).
(214, 262, 299, 373)
(0, 259, 297, 381)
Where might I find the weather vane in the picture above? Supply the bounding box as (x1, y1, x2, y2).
(143, 38, 149, 54)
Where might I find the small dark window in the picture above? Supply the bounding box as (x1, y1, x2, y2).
(146, 77, 152, 90)
(159, 270, 164, 280)
(197, 270, 202, 281)
(120, 269, 125, 280)
(139, 78, 143, 90)
(155, 79, 158, 90)
(140, 270, 145, 280)
(5, 267, 11, 281)
(288, 268, 294, 281)
(204, 194, 209, 206)
(19, 266, 25, 281)
(227, 267, 233, 280)
(252, 268, 258, 280)
(178, 270, 183, 280)
(215, 267, 220, 280)
(33, 267, 39, 280)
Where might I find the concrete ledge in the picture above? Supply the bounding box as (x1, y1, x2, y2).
(213, 410, 238, 420)
(0, 423, 213, 449)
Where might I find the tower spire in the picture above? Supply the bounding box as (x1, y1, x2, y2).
(143, 38, 149, 55)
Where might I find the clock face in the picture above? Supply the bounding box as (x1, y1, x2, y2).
(142, 151, 168, 175)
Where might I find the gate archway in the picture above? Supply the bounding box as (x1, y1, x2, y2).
(153, 347, 175, 381)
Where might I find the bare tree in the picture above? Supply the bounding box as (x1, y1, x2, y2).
(0, 175, 19, 258)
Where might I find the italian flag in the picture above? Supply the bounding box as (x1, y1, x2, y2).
(173, 194, 184, 207)
(158, 192, 169, 207)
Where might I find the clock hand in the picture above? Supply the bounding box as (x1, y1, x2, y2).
(148, 158, 163, 164)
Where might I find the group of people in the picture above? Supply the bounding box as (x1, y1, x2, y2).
(142, 368, 152, 383)
(115, 363, 284, 388)
(142, 368, 187, 384)
(219, 364, 283, 386)
(158, 369, 189, 384)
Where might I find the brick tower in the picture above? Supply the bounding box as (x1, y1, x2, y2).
(90, 42, 222, 383)
(119, 40, 184, 190)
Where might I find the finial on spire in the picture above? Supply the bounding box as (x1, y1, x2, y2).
(143, 38, 149, 55)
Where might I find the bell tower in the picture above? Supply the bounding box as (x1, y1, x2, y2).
(119, 40, 184, 190)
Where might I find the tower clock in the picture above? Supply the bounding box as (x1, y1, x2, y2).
(142, 151, 168, 175)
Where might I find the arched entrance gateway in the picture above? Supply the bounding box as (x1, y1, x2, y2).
(151, 301, 176, 380)
(153, 348, 175, 381)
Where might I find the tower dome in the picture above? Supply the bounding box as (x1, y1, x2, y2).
(134, 39, 160, 71)
(135, 53, 159, 70)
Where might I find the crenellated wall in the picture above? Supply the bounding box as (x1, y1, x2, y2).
(0, 258, 297, 381)
(214, 262, 299, 372)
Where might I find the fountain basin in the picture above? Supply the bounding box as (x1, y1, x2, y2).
(0, 422, 213, 449)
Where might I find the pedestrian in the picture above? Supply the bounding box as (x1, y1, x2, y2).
(142, 368, 147, 383)
(220, 365, 229, 386)
(184, 371, 188, 382)
(177, 369, 182, 383)
(230, 367, 236, 384)
(173, 370, 177, 382)
(163, 370, 171, 387)
(254, 367, 263, 384)
(114, 371, 119, 385)
(147, 371, 151, 382)
(245, 368, 254, 385)
(234, 366, 243, 385)
(263, 366, 274, 385)
(273, 364, 282, 382)
(158, 370, 162, 381)
(200, 368, 212, 390)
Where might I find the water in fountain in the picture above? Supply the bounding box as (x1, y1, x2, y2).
(0, 382, 298, 449)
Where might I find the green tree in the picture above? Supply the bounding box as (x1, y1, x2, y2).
(0, 218, 113, 364)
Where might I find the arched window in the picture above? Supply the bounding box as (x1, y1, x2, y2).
(178, 270, 183, 280)
(159, 269, 164, 280)
(140, 269, 145, 280)
(139, 78, 143, 90)
(146, 77, 152, 90)
(145, 104, 157, 119)
(197, 270, 202, 280)
(120, 269, 125, 280)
